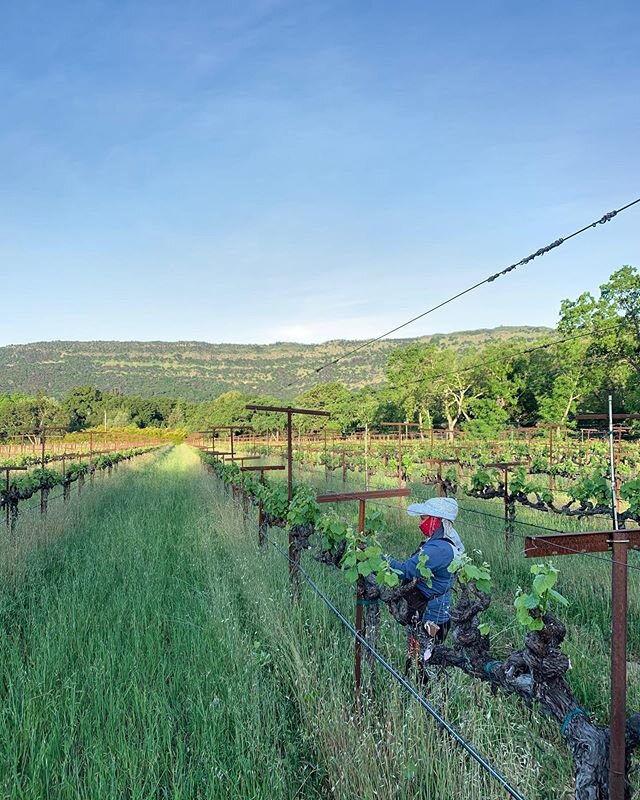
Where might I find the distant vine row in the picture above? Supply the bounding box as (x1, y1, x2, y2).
(0, 446, 165, 523)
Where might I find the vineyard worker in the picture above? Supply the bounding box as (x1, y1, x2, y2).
(385, 496, 464, 643)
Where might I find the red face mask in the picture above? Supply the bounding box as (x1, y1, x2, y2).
(419, 516, 440, 537)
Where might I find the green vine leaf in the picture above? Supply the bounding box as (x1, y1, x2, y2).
(514, 563, 569, 630)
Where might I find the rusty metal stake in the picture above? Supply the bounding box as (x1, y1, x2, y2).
(485, 461, 527, 548)
(316, 488, 410, 708)
(526, 526, 637, 800)
(40, 433, 47, 514)
(607, 396, 626, 800)
(246, 404, 330, 593)
(355, 498, 366, 706)
(573, 405, 640, 800)
(610, 525, 628, 800)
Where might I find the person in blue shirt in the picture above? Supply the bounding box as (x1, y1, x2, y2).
(385, 496, 464, 643)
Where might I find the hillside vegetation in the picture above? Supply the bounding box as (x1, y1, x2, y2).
(0, 327, 550, 401)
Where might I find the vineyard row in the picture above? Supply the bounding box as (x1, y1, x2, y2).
(200, 451, 640, 800)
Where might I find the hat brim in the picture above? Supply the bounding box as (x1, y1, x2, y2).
(406, 503, 432, 517)
(406, 498, 458, 521)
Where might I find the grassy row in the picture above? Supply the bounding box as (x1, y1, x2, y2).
(0, 446, 325, 799)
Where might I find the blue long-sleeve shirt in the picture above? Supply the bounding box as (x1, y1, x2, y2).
(386, 526, 461, 624)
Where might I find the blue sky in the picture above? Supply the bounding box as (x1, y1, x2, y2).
(1, 1, 638, 346)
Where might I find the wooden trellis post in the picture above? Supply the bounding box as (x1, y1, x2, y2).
(39, 428, 66, 512)
(533, 423, 567, 491)
(532, 404, 640, 800)
(424, 457, 461, 497)
(380, 422, 420, 483)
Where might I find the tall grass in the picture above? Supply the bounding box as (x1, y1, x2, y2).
(1, 445, 636, 799)
(0, 447, 322, 799)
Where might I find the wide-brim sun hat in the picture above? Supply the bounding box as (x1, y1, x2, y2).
(406, 496, 458, 521)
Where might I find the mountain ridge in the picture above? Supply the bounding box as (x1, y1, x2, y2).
(0, 326, 553, 401)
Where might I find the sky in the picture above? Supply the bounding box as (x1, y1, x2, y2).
(1, 0, 638, 346)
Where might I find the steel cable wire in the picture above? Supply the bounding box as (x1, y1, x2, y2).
(289, 465, 640, 573)
(301, 197, 640, 381)
(18, 490, 67, 513)
(2, 489, 67, 516)
(347, 476, 571, 532)
(228, 452, 640, 571)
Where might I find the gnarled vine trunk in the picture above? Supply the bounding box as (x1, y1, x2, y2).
(423, 585, 640, 800)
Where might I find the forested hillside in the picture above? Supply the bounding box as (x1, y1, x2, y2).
(0, 327, 549, 401)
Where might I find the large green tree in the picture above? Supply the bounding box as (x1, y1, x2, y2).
(294, 383, 352, 434)
(63, 385, 103, 430)
(190, 391, 252, 432)
(385, 343, 517, 433)
(246, 396, 287, 436)
(385, 344, 443, 430)
(0, 393, 66, 437)
(555, 265, 639, 413)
